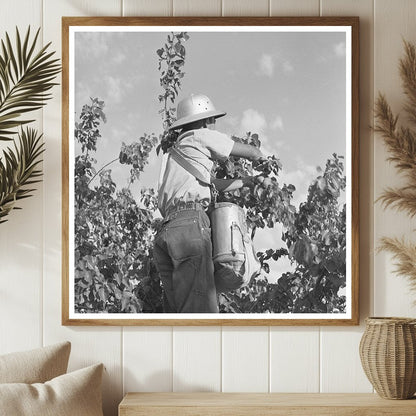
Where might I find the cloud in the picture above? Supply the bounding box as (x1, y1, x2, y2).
(223, 114, 239, 131)
(112, 51, 127, 65)
(318, 41, 347, 63)
(75, 32, 109, 60)
(240, 109, 271, 152)
(257, 54, 294, 77)
(75, 81, 92, 113)
(334, 42, 346, 58)
(104, 76, 124, 104)
(241, 108, 267, 134)
(258, 53, 274, 77)
(282, 60, 294, 73)
(279, 157, 318, 209)
(271, 115, 284, 131)
(238, 109, 285, 155)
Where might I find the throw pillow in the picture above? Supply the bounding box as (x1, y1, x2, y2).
(0, 341, 71, 384)
(0, 363, 104, 416)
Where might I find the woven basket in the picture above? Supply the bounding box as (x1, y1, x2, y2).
(359, 317, 416, 399)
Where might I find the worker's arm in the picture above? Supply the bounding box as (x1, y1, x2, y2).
(212, 142, 266, 192)
(212, 176, 256, 192)
(230, 141, 264, 161)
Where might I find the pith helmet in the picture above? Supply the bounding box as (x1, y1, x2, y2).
(169, 93, 226, 130)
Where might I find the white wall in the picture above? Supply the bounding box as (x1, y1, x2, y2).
(1, 1, 416, 415)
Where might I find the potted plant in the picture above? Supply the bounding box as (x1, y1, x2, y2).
(359, 40, 416, 400)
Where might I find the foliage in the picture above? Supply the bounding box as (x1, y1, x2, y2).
(119, 135, 158, 185)
(74, 98, 162, 313)
(156, 32, 189, 154)
(214, 132, 296, 231)
(219, 154, 347, 314)
(0, 27, 59, 223)
(0, 27, 60, 141)
(0, 128, 44, 223)
(375, 40, 416, 297)
(75, 97, 106, 153)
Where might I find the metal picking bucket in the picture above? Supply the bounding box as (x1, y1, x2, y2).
(210, 202, 247, 265)
(210, 202, 261, 292)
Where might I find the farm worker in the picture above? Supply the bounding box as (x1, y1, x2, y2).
(154, 93, 264, 313)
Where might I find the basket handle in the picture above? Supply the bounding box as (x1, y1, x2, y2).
(230, 221, 245, 256)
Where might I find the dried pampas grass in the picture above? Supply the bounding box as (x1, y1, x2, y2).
(378, 237, 416, 295)
(376, 40, 416, 296)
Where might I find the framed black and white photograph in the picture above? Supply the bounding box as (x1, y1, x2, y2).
(62, 17, 359, 326)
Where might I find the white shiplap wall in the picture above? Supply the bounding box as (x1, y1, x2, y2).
(1, 1, 416, 415)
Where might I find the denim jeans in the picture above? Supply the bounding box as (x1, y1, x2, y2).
(153, 208, 218, 313)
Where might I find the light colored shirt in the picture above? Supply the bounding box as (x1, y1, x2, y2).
(158, 128, 234, 217)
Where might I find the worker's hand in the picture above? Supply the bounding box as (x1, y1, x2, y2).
(250, 147, 266, 162)
(254, 175, 273, 187)
(241, 176, 258, 188)
(252, 154, 274, 171)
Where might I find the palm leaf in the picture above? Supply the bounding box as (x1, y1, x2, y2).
(0, 127, 44, 222)
(0, 27, 61, 141)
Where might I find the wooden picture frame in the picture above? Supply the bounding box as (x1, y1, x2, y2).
(62, 16, 359, 326)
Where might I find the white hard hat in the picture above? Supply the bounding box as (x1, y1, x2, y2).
(169, 93, 226, 130)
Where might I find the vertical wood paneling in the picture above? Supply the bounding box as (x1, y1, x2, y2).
(222, 327, 269, 392)
(320, 328, 373, 392)
(320, 0, 375, 393)
(45, 0, 123, 16)
(123, 0, 173, 16)
(374, 0, 416, 317)
(173, 327, 221, 391)
(173, 0, 222, 16)
(0, 0, 43, 355)
(270, 0, 320, 16)
(270, 328, 320, 392)
(222, 0, 270, 16)
(42, 2, 124, 415)
(0, 0, 42, 34)
(124, 328, 173, 393)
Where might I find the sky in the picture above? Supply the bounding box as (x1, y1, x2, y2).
(73, 28, 348, 280)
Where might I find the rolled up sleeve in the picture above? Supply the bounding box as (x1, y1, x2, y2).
(198, 129, 234, 160)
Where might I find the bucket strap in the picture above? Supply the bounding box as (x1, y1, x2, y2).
(169, 146, 219, 203)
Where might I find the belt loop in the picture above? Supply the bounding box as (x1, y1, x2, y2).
(165, 201, 203, 221)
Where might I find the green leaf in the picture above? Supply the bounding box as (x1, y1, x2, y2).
(0, 26, 60, 141)
(0, 127, 44, 222)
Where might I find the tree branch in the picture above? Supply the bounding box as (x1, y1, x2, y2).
(87, 157, 118, 186)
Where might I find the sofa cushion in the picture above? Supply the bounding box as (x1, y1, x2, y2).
(0, 363, 104, 416)
(0, 341, 71, 384)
